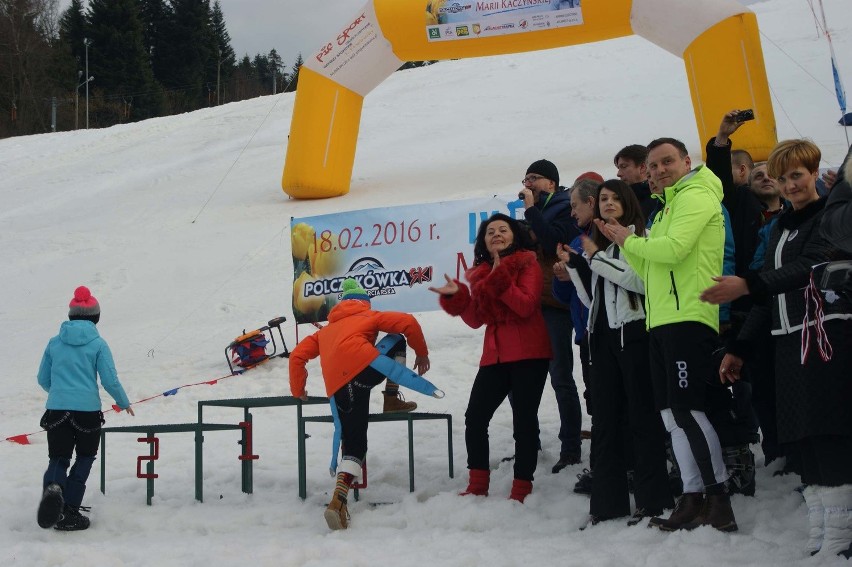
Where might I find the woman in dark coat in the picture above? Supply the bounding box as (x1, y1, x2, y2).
(430, 213, 552, 503)
(702, 139, 852, 559)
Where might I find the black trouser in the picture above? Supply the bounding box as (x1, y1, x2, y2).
(589, 322, 672, 519)
(333, 336, 407, 463)
(465, 359, 549, 481)
(579, 335, 599, 469)
(41, 410, 103, 508)
(797, 435, 852, 487)
(651, 323, 728, 493)
(334, 367, 386, 463)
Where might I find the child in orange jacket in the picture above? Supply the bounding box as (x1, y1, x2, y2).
(289, 278, 433, 530)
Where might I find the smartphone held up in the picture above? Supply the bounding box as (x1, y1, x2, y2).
(734, 109, 755, 123)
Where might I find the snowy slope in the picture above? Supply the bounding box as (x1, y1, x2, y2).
(1, 0, 850, 565)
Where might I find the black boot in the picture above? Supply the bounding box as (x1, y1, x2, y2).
(627, 507, 664, 527)
(54, 504, 90, 531)
(574, 469, 593, 495)
(723, 445, 756, 497)
(37, 483, 64, 529)
(552, 452, 581, 474)
(649, 493, 704, 531)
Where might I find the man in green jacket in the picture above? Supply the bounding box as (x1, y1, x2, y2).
(597, 138, 736, 533)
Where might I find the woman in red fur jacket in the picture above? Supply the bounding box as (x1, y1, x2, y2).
(430, 213, 552, 502)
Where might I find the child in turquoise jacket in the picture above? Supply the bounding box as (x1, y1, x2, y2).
(36, 286, 134, 531)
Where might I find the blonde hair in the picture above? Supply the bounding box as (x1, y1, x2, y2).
(767, 139, 821, 178)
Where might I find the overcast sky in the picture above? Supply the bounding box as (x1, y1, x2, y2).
(57, 0, 771, 69)
(215, 0, 363, 64)
(56, 0, 364, 68)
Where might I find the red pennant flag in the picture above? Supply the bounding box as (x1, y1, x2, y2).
(6, 435, 31, 445)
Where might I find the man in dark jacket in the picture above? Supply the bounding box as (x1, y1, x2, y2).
(822, 144, 852, 253)
(614, 144, 656, 221)
(705, 110, 765, 324)
(520, 159, 582, 472)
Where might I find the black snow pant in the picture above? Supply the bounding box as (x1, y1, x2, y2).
(41, 409, 103, 508)
(589, 321, 673, 519)
(334, 337, 407, 463)
(465, 358, 549, 481)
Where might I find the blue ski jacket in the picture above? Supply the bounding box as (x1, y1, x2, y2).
(37, 320, 131, 411)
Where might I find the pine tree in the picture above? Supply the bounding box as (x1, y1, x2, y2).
(137, 0, 168, 71)
(268, 48, 283, 93)
(59, 0, 87, 66)
(286, 53, 303, 92)
(0, 0, 64, 135)
(253, 53, 270, 91)
(86, 0, 163, 122)
(156, 0, 215, 110)
(209, 0, 234, 103)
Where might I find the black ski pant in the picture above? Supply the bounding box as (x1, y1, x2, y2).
(465, 358, 549, 481)
(589, 323, 673, 519)
(651, 323, 729, 493)
(334, 336, 406, 465)
(41, 409, 103, 508)
(334, 372, 389, 463)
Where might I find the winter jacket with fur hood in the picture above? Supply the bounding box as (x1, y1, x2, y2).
(288, 300, 429, 398)
(439, 250, 552, 366)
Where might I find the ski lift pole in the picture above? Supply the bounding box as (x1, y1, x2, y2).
(818, 0, 849, 145)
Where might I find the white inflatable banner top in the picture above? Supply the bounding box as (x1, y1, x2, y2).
(304, 1, 403, 96)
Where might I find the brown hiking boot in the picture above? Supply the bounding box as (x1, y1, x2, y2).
(383, 391, 417, 413)
(682, 493, 739, 532)
(649, 492, 704, 531)
(324, 493, 350, 530)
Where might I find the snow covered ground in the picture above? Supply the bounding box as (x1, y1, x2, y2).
(1, 0, 851, 565)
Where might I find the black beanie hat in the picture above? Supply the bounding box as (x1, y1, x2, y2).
(526, 159, 559, 186)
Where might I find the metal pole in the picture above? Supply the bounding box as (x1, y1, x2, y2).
(84, 38, 90, 129)
(217, 49, 221, 105)
(50, 97, 56, 132)
(75, 71, 81, 130)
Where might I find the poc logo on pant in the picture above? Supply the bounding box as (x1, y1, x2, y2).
(676, 360, 689, 389)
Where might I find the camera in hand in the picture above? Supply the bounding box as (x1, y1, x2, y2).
(734, 109, 755, 123)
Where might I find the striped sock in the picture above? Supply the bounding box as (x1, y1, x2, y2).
(334, 472, 354, 502)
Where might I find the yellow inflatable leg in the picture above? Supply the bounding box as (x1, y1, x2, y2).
(282, 67, 364, 199)
(684, 13, 776, 162)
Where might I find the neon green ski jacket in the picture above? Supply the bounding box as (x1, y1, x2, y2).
(622, 164, 724, 332)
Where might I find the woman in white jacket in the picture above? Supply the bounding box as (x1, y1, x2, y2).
(559, 179, 673, 526)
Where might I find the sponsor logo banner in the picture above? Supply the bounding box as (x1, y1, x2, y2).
(291, 196, 524, 323)
(426, 0, 583, 41)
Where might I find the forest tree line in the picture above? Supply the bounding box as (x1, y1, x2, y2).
(0, 0, 309, 137)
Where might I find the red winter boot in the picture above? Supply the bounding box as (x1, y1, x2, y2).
(460, 469, 490, 496)
(509, 479, 533, 503)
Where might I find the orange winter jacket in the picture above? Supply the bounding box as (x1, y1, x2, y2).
(288, 300, 429, 398)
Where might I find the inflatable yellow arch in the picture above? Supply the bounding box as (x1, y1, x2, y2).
(282, 0, 776, 199)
